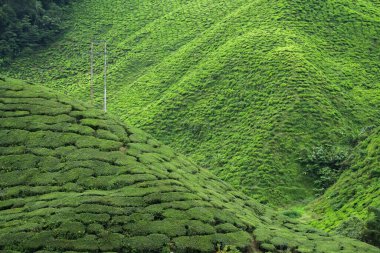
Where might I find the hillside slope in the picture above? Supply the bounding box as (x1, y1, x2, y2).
(309, 126, 380, 245)
(2, 0, 380, 207)
(1, 77, 380, 252)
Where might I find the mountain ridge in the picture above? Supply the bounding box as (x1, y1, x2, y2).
(1, 0, 379, 241)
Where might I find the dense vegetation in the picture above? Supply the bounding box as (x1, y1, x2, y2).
(0, 0, 72, 64)
(300, 145, 349, 196)
(0, 0, 379, 249)
(310, 126, 380, 246)
(1, 77, 379, 252)
(2, 0, 379, 207)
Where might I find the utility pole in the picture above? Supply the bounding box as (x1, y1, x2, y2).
(103, 42, 107, 112)
(90, 40, 108, 111)
(90, 42, 94, 103)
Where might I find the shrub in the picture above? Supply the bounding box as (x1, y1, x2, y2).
(98, 232, 125, 251)
(127, 234, 170, 252)
(215, 223, 239, 233)
(282, 210, 302, 219)
(0, 0, 73, 63)
(335, 216, 365, 240)
(124, 220, 187, 237)
(54, 222, 85, 239)
(216, 243, 241, 253)
(75, 213, 110, 225)
(173, 235, 215, 253)
(70, 235, 99, 251)
(300, 145, 349, 195)
(23, 231, 54, 251)
(362, 207, 380, 247)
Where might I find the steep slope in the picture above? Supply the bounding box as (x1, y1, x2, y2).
(2, 0, 380, 206)
(1, 77, 379, 252)
(309, 126, 380, 245)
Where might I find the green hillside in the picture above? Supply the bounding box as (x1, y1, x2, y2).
(309, 126, 380, 246)
(1, 77, 380, 253)
(2, 0, 380, 207)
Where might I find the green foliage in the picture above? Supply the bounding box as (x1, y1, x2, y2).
(363, 207, 380, 247)
(335, 216, 365, 240)
(127, 234, 170, 252)
(2, 0, 380, 209)
(0, 0, 72, 64)
(282, 210, 302, 219)
(55, 221, 85, 239)
(309, 127, 380, 247)
(1, 78, 379, 252)
(300, 145, 349, 195)
(216, 243, 241, 253)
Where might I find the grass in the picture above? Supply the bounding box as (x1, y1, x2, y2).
(0, 77, 379, 252)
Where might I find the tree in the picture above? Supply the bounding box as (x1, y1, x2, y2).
(0, 0, 72, 63)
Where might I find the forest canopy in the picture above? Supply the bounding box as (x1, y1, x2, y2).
(0, 0, 72, 64)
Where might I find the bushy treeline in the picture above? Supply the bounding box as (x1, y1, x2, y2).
(0, 0, 72, 64)
(300, 145, 349, 196)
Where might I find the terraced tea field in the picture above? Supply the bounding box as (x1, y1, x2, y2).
(1, 0, 380, 249)
(1, 77, 379, 252)
(3, 0, 380, 208)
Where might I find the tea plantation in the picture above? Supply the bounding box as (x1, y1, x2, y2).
(309, 126, 380, 246)
(2, 0, 380, 208)
(1, 77, 379, 252)
(1, 0, 380, 249)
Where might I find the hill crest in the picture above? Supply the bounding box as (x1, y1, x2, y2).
(0, 77, 379, 252)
